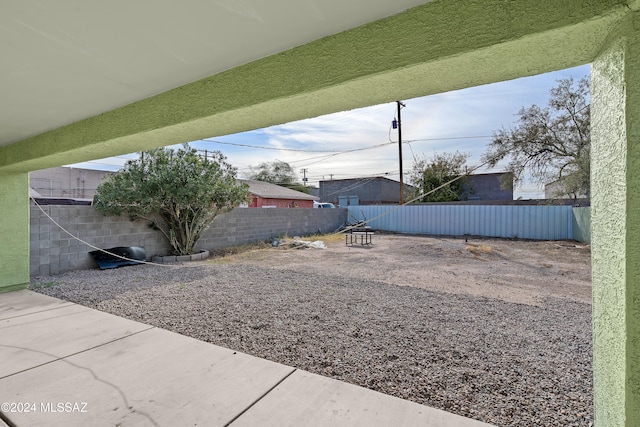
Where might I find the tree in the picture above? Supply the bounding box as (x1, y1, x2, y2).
(408, 151, 471, 202)
(249, 160, 311, 194)
(482, 77, 590, 198)
(94, 144, 250, 256)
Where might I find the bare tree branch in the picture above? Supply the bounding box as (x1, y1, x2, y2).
(481, 76, 590, 197)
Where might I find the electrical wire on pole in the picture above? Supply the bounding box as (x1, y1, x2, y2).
(393, 101, 406, 204)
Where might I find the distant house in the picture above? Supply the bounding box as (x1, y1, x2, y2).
(318, 176, 414, 206)
(545, 176, 589, 199)
(462, 172, 513, 201)
(239, 179, 318, 208)
(319, 173, 512, 206)
(29, 166, 113, 200)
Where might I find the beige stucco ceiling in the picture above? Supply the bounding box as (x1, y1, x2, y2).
(0, 0, 430, 148)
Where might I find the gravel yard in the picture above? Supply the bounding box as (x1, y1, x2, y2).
(31, 233, 592, 426)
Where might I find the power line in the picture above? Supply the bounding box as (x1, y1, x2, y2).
(283, 143, 397, 167)
(200, 135, 493, 160)
(307, 170, 399, 181)
(201, 138, 342, 153)
(405, 135, 492, 143)
(75, 133, 496, 175)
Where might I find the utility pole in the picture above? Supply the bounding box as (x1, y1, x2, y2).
(301, 168, 308, 186)
(394, 101, 406, 204)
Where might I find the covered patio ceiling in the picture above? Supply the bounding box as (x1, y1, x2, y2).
(1, 0, 429, 148)
(0, 1, 630, 174)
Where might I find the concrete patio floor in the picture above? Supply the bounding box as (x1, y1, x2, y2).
(0, 290, 493, 427)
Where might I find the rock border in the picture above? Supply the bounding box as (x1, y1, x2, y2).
(151, 250, 210, 264)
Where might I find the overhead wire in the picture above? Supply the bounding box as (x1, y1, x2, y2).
(305, 170, 398, 181)
(405, 135, 491, 143)
(201, 137, 342, 153)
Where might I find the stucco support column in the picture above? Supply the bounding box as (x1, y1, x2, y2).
(0, 173, 30, 292)
(591, 11, 640, 426)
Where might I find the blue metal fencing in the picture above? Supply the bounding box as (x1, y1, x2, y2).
(348, 205, 576, 240)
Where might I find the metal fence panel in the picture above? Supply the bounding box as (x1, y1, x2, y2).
(572, 207, 591, 243)
(349, 205, 574, 240)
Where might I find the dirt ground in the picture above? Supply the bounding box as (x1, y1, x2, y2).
(219, 232, 592, 307)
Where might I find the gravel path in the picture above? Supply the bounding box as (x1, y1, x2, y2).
(32, 252, 592, 427)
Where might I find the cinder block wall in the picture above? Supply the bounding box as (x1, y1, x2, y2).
(196, 207, 345, 251)
(30, 205, 347, 277)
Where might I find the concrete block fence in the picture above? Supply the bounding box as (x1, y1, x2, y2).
(30, 205, 347, 277)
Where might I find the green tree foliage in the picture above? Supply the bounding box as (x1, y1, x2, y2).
(249, 160, 311, 194)
(94, 144, 250, 256)
(408, 151, 470, 202)
(482, 77, 590, 198)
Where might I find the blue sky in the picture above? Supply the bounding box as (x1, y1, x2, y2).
(69, 64, 590, 199)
